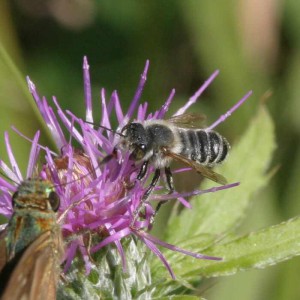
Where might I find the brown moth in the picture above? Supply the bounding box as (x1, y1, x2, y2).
(0, 178, 63, 300)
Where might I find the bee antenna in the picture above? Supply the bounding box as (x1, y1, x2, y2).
(85, 121, 126, 137)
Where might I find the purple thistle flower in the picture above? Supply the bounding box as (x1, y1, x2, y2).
(0, 57, 252, 279)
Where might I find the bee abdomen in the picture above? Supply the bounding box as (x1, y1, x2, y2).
(178, 129, 230, 166)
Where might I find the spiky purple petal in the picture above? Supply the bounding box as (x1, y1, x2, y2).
(83, 56, 93, 123)
(174, 70, 220, 116)
(207, 90, 253, 130)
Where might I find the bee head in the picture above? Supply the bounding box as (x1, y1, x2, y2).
(120, 122, 149, 161)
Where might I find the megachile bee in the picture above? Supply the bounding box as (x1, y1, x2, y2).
(94, 112, 230, 225)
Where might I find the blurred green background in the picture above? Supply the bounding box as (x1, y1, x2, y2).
(0, 1, 300, 299)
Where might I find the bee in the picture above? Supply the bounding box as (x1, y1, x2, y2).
(0, 178, 63, 300)
(97, 113, 230, 224)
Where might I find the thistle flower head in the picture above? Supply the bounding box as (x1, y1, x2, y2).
(0, 57, 252, 279)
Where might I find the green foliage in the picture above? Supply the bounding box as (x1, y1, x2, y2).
(185, 216, 300, 277)
(158, 296, 204, 300)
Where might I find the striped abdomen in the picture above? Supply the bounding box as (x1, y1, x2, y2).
(178, 129, 230, 167)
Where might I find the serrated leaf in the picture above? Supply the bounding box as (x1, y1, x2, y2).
(174, 216, 300, 278)
(165, 105, 275, 243)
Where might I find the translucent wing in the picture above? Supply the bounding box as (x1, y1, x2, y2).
(168, 113, 207, 128)
(1, 230, 63, 300)
(162, 148, 227, 185)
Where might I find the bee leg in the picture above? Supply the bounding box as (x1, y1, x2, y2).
(137, 160, 149, 180)
(142, 168, 161, 200)
(151, 167, 174, 224)
(132, 168, 160, 226)
(165, 166, 175, 192)
(124, 161, 149, 191)
(99, 147, 118, 166)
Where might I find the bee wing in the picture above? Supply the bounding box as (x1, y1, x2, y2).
(162, 148, 227, 185)
(1, 230, 63, 300)
(167, 113, 207, 128)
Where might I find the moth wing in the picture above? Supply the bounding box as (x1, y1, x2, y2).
(0, 229, 7, 273)
(1, 230, 63, 300)
(167, 113, 207, 128)
(162, 148, 227, 185)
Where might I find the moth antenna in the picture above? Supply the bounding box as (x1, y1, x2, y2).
(0, 170, 19, 186)
(52, 147, 118, 189)
(51, 170, 96, 189)
(57, 194, 91, 223)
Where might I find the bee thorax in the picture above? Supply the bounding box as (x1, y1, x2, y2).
(151, 154, 172, 169)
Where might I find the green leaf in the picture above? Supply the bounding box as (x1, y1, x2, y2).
(165, 105, 276, 243)
(157, 296, 205, 300)
(178, 216, 300, 278)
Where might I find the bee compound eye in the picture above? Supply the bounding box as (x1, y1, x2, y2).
(48, 191, 60, 212)
(136, 147, 146, 160)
